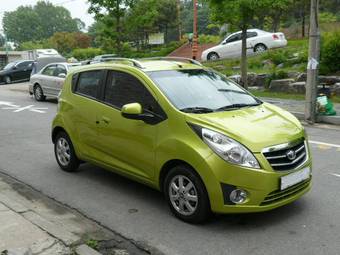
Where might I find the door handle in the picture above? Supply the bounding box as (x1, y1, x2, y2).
(102, 116, 110, 124)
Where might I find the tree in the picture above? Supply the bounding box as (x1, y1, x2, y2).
(0, 34, 5, 47)
(3, 1, 80, 43)
(88, 0, 136, 51)
(49, 32, 92, 55)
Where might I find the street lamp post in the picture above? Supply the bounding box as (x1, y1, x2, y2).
(192, 0, 198, 60)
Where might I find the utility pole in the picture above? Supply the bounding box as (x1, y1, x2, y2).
(305, 0, 320, 124)
(192, 0, 198, 60)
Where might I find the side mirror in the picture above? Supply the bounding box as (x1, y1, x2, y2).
(58, 73, 66, 78)
(12, 66, 17, 70)
(121, 103, 143, 120)
(121, 103, 156, 123)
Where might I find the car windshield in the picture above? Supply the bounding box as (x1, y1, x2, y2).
(3, 62, 16, 70)
(147, 69, 261, 113)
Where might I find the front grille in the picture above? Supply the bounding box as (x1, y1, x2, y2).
(263, 140, 307, 171)
(261, 179, 311, 206)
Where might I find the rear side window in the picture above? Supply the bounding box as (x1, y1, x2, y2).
(42, 65, 57, 76)
(247, 32, 258, 38)
(104, 71, 160, 113)
(75, 70, 103, 99)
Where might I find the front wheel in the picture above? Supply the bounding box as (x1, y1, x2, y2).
(54, 132, 80, 172)
(207, 52, 219, 61)
(4, 76, 11, 84)
(164, 165, 211, 224)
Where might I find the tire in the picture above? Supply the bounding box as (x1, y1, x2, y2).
(33, 84, 46, 101)
(254, 43, 267, 53)
(4, 76, 11, 84)
(207, 52, 219, 61)
(54, 131, 80, 172)
(164, 165, 211, 224)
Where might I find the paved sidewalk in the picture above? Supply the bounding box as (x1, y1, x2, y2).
(261, 97, 340, 125)
(0, 172, 144, 255)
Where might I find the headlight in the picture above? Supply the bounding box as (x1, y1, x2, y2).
(201, 127, 260, 169)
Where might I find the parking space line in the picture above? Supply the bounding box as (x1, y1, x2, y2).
(309, 140, 340, 149)
(330, 173, 340, 178)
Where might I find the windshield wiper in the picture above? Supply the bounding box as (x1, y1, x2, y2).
(180, 107, 215, 113)
(216, 102, 262, 111)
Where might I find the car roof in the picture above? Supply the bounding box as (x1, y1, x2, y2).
(76, 58, 203, 72)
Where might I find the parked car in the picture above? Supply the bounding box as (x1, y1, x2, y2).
(0, 60, 34, 84)
(201, 29, 287, 61)
(31, 56, 67, 76)
(90, 54, 117, 64)
(52, 57, 311, 223)
(29, 62, 81, 101)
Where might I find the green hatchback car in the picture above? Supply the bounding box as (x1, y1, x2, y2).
(52, 57, 312, 223)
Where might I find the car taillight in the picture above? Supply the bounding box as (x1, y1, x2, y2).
(272, 34, 279, 40)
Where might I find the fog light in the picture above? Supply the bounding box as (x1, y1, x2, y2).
(230, 189, 247, 204)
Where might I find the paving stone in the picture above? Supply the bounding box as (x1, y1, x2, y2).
(22, 211, 80, 246)
(0, 194, 29, 213)
(0, 211, 49, 251)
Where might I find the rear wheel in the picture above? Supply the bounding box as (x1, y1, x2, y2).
(207, 52, 219, 61)
(33, 84, 45, 101)
(164, 165, 211, 224)
(54, 132, 80, 172)
(254, 44, 267, 53)
(4, 76, 11, 84)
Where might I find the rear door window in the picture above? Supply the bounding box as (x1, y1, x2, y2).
(75, 70, 103, 99)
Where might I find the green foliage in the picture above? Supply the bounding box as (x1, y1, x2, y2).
(3, 1, 80, 43)
(198, 34, 220, 44)
(85, 239, 98, 251)
(320, 32, 340, 74)
(181, 1, 217, 35)
(120, 41, 183, 58)
(319, 12, 337, 23)
(17, 40, 51, 50)
(72, 48, 103, 60)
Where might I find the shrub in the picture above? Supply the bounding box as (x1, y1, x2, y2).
(320, 32, 340, 74)
(72, 48, 103, 60)
(198, 34, 221, 44)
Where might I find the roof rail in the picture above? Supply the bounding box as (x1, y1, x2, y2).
(102, 58, 144, 69)
(142, 57, 203, 67)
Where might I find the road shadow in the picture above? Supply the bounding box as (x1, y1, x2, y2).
(74, 162, 309, 231)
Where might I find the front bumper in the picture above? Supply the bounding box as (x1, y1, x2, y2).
(199, 151, 312, 214)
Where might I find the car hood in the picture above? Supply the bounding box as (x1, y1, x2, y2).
(0, 69, 9, 76)
(185, 102, 304, 152)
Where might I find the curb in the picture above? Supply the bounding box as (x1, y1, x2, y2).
(291, 111, 340, 126)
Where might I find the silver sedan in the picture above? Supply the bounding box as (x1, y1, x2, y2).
(29, 62, 81, 101)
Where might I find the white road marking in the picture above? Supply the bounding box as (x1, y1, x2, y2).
(309, 140, 340, 149)
(0, 101, 47, 113)
(330, 173, 340, 178)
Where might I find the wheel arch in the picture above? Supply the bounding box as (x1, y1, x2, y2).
(207, 51, 219, 60)
(253, 43, 268, 52)
(159, 159, 203, 193)
(52, 126, 67, 144)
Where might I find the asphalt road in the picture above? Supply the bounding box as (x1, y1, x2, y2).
(1, 84, 340, 255)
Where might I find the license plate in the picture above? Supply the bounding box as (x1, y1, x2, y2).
(280, 167, 310, 190)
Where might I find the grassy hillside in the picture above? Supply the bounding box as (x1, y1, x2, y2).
(203, 39, 308, 77)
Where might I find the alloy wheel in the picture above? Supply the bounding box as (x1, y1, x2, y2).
(168, 175, 198, 216)
(56, 137, 71, 167)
